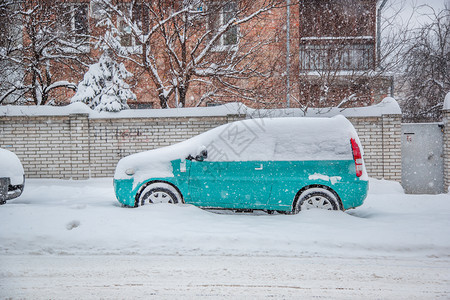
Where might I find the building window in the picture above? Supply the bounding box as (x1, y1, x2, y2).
(0, 6, 8, 48)
(128, 102, 154, 109)
(298, 0, 376, 71)
(209, 1, 239, 50)
(221, 2, 238, 46)
(118, 17, 133, 47)
(299, 42, 374, 71)
(118, 3, 149, 47)
(0, 5, 18, 50)
(206, 102, 222, 107)
(299, 0, 375, 38)
(90, 0, 109, 19)
(59, 3, 89, 43)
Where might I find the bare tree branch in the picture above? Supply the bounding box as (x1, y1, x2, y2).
(99, 0, 284, 108)
(400, 4, 449, 122)
(0, 0, 91, 105)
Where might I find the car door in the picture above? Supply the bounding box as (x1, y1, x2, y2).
(187, 120, 275, 209)
(187, 157, 271, 209)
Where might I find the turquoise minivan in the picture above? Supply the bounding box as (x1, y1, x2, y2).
(114, 116, 368, 213)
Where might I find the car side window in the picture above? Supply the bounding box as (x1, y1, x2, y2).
(203, 121, 275, 162)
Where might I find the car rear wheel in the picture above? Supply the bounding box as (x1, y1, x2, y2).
(136, 182, 183, 207)
(294, 187, 341, 213)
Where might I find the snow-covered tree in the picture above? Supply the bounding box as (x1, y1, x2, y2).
(71, 50, 136, 112)
(97, 0, 284, 108)
(400, 6, 450, 122)
(0, 0, 90, 105)
(0, 1, 27, 104)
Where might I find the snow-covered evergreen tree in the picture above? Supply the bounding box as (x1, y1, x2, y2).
(71, 50, 136, 112)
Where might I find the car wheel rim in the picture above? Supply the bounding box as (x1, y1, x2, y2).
(301, 195, 333, 210)
(147, 191, 174, 204)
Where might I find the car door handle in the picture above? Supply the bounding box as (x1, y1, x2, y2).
(255, 164, 263, 170)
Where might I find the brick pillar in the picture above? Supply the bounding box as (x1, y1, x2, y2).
(444, 108, 450, 192)
(381, 114, 402, 182)
(69, 113, 90, 179)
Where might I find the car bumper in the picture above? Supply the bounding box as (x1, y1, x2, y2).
(114, 178, 137, 207)
(0, 177, 25, 203)
(338, 179, 369, 210)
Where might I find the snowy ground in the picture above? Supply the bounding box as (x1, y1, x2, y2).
(1, 178, 449, 298)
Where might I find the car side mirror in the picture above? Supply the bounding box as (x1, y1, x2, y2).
(195, 149, 208, 162)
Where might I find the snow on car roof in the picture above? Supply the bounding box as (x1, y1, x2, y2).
(201, 115, 359, 162)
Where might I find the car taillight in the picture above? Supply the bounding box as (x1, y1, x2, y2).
(350, 138, 363, 177)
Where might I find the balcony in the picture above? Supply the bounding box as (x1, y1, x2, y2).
(299, 38, 375, 72)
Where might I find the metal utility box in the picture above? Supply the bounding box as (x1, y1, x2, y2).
(402, 123, 444, 194)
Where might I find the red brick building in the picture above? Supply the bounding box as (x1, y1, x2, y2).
(297, 0, 389, 108)
(1, 0, 389, 109)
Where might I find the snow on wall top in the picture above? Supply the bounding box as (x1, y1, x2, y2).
(0, 102, 93, 117)
(444, 92, 450, 110)
(244, 97, 401, 118)
(0, 97, 401, 118)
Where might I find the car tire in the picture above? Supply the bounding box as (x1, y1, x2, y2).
(136, 182, 183, 207)
(293, 187, 342, 213)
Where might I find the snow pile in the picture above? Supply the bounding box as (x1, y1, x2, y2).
(71, 51, 136, 112)
(114, 116, 365, 182)
(65, 102, 92, 114)
(0, 148, 24, 185)
(1, 178, 449, 259)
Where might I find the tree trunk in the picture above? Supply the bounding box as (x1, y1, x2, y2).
(159, 94, 168, 108)
(32, 72, 38, 105)
(178, 86, 186, 108)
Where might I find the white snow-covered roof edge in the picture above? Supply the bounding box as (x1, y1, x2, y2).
(0, 97, 401, 118)
(444, 92, 450, 110)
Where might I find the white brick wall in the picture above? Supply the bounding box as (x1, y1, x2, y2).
(0, 116, 73, 178)
(87, 116, 232, 178)
(347, 115, 402, 182)
(444, 109, 450, 191)
(1, 113, 404, 181)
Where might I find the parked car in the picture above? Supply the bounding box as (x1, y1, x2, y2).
(114, 116, 368, 213)
(0, 148, 25, 204)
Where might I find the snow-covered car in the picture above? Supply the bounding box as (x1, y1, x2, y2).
(114, 116, 369, 213)
(0, 148, 25, 204)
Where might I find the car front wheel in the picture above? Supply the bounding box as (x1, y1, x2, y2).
(136, 182, 183, 207)
(294, 187, 341, 213)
